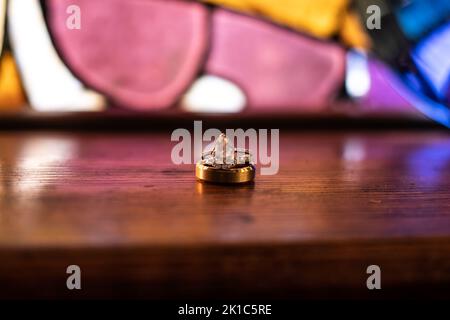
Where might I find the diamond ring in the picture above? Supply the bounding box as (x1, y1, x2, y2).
(196, 133, 255, 184)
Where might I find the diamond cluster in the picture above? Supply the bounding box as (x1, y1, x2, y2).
(202, 133, 252, 169)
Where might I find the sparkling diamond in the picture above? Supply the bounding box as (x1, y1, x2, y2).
(236, 150, 251, 165)
(202, 133, 235, 168)
(202, 133, 253, 168)
(202, 152, 216, 166)
(213, 133, 235, 166)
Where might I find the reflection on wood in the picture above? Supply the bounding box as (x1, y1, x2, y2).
(1, 131, 450, 298)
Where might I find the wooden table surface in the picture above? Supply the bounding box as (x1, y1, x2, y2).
(1, 129, 450, 299)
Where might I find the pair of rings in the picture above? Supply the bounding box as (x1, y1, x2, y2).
(196, 135, 255, 184)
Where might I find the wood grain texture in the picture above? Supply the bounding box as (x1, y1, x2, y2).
(1, 130, 450, 298)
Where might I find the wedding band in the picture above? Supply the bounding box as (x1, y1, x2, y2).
(196, 133, 255, 183)
(196, 161, 255, 184)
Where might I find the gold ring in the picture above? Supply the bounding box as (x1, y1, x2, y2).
(196, 161, 255, 184)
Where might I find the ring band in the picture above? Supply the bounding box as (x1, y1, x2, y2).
(196, 161, 255, 184)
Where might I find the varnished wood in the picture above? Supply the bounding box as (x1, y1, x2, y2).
(1, 130, 450, 298)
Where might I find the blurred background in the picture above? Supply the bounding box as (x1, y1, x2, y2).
(0, 0, 449, 126)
